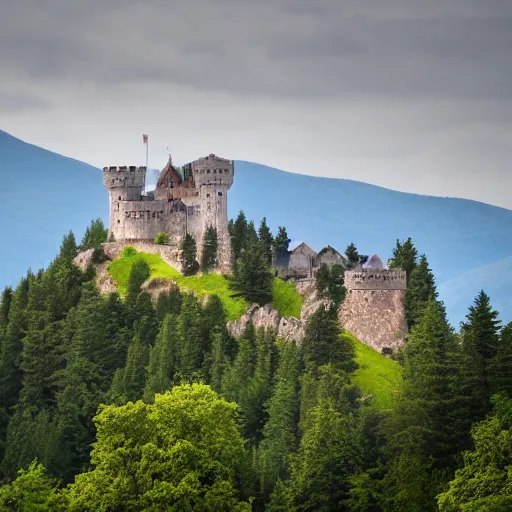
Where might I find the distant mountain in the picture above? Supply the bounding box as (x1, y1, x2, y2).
(1, 130, 510, 326)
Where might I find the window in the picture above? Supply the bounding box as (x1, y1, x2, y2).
(206, 193, 210, 198)
(118, 196, 122, 200)
(218, 192, 223, 196)
(218, 169, 222, 174)
(213, 169, 217, 173)
(207, 169, 211, 174)
(117, 219, 120, 224)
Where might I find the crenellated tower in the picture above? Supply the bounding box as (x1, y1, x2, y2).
(103, 166, 146, 240)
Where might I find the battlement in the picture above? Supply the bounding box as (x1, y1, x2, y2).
(103, 166, 146, 189)
(344, 269, 406, 291)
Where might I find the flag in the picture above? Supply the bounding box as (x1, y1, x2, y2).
(143, 134, 148, 144)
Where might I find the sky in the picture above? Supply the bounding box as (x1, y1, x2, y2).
(1, 0, 511, 210)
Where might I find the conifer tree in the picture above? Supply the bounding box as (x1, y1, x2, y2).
(79, 218, 108, 250)
(459, 290, 501, 421)
(231, 211, 248, 261)
(381, 299, 461, 511)
(273, 227, 290, 254)
(489, 322, 512, 396)
(126, 259, 150, 304)
(200, 225, 218, 272)
(230, 244, 273, 305)
(258, 217, 274, 265)
(405, 254, 438, 330)
(0, 287, 13, 334)
(175, 293, 204, 382)
(345, 242, 360, 269)
(180, 233, 199, 276)
(388, 237, 418, 280)
(144, 314, 179, 401)
(245, 221, 259, 249)
(302, 306, 356, 373)
(258, 340, 301, 498)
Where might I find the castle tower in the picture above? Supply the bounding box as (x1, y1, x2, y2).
(189, 154, 234, 271)
(103, 166, 146, 240)
(339, 261, 408, 354)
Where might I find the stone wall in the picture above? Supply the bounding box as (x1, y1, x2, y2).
(339, 287, 407, 353)
(344, 269, 406, 291)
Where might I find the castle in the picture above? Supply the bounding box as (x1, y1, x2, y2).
(103, 154, 234, 271)
(102, 154, 407, 353)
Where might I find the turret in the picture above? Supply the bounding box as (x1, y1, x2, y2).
(190, 154, 234, 189)
(103, 166, 146, 239)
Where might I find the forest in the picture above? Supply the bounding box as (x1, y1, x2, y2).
(0, 216, 511, 511)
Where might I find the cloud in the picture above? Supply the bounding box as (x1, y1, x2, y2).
(0, 90, 51, 113)
(1, 0, 511, 100)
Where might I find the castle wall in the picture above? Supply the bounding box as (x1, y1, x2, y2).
(339, 268, 407, 353)
(110, 200, 186, 242)
(344, 269, 406, 291)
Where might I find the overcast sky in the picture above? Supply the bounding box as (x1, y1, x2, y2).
(1, 0, 511, 209)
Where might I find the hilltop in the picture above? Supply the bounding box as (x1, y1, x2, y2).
(1, 130, 510, 325)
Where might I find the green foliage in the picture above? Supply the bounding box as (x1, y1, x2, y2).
(438, 394, 512, 511)
(127, 259, 150, 303)
(230, 245, 273, 305)
(273, 227, 290, 254)
(345, 242, 360, 269)
(404, 254, 438, 330)
(388, 237, 418, 280)
(302, 306, 357, 373)
(315, 263, 346, 307)
(0, 460, 61, 510)
(200, 225, 218, 272)
(79, 218, 108, 251)
(258, 217, 274, 265)
(231, 211, 248, 261)
(180, 233, 199, 276)
(64, 385, 251, 511)
(490, 322, 512, 396)
(154, 231, 169, 245)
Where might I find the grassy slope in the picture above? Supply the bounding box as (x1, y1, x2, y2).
(108, 248, 302, 321)
(347, 331, 403, 410)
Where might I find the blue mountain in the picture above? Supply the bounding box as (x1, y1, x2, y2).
(1, 130, 511, 326)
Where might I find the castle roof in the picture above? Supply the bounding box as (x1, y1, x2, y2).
(291, 242, 317, 257)
(362, 254, 387, 270)
(317, 245, 347, 261)
(157, 155, 185, 189)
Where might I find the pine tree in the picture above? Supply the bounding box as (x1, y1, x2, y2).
(405, 254, 438, 330)
(274, 227, 290, 254)
(0, 287, 13, 334)
(245, 221, 259, 249)
(79, 218, 108, 250)
(258, 217, 274, 265)
(231, 211, 248, 261)
(180, 233, 199, 276)
(258, 340, 301, 498)
(302, 306, 356, 373)
(345, 242, 360, 269)
(459, 290, 501, 421)
(200, 225, 218, 272)
(230, 245, 273, 305)
(175, 293, 205, 382)
(144, 314, 179, 401)
(388, 237, 418, 281)
(127, 259, 150, 305)
(489, 322, 512, 396)
(381, 299, 461, 511)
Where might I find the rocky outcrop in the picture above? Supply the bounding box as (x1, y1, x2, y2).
(73, 248, 96, 272)
(227, 303, 305, 343)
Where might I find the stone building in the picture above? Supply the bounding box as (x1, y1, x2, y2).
(339, 259, 408, 353)
(103, 154, 234, 271)
(317, 245, 347, 269)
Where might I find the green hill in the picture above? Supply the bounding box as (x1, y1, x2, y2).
(107, 247, 302, 321)
(348, 331, 403, 409)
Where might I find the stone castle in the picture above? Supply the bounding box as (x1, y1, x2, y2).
(102, 154, 407, 354)
(103, 154, 233, 272)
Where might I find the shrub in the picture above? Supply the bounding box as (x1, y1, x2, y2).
(154, 232, 170, 245)
(91, 246, 106, 264)
(122, 246, 138, 258)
